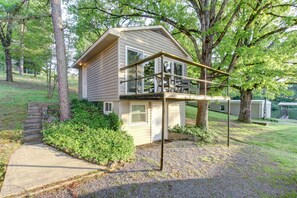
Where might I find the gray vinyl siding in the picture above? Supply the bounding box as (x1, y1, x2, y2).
(119, 30, 189, 94)
(86, 40, 119, 101)
(78, 68, 82, 98)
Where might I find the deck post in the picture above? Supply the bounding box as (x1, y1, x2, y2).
(227, 77, 230, 147)
(160, 55, 165, 171)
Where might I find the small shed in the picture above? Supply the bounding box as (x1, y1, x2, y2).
(209, 100, 271, 119)
(278, 102, 297, 119)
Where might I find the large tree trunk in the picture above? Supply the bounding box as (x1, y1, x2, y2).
(196, 33, 213, 129)
(5, 48, 13, 82)
(51, 0, 71, 121)
(238, 89, 253, 123)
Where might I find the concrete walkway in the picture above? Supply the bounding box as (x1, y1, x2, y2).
(0, 143, 106, 197)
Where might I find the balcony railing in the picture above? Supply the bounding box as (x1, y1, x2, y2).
(120, 51, 230, 99)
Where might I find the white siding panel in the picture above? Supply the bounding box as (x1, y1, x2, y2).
(120, 101, 151, 145)
(168, 102, 185, 128)
(86, 40, 119, 101)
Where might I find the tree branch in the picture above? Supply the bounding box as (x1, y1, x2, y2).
(77, 4, 202, 61)
(211, 2, 241, 49)
(249, 26, 291, 46)
(214, 0, 228, 23)
(0, 14, 51, 22)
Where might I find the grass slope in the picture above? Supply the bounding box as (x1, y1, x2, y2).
(186, 105, 297, 195)
(0, 71, 78, 130)
(0, 70, 78, 188)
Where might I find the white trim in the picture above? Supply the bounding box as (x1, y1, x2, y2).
(125, 46, 145, 94)
(73, 29, 120, 68)
(103, 102, 113, 115)
(118, 38, 121, 98)
(129, 102, 148, 126)
(82, 66, 87, 99)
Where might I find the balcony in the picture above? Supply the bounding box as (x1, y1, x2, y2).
(120, 51, 230, 101)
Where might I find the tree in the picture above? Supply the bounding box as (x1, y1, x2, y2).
(72, 0, 243, 129)
(0, 0, 28, 82)
(51, 0, 71, 121)
(218, 1, 297, 123)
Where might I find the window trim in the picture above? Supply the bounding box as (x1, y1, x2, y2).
(125, 46, 145, 94)
(129, 102, 148, 125)
(103, 102, 113, 115)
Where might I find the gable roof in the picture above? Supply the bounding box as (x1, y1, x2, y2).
(73, 25, 191, 68)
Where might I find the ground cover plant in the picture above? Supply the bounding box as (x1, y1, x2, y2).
(169, 125, 216, 143)
(42, 100, 135, 165)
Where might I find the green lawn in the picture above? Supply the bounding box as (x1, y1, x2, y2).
(186, 105, 297, 190)
(0, 70, 78, 188)
(0, 71, 78, 130)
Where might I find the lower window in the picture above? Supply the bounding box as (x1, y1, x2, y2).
(131, 104, 147, 123)
(104, 102, 113, 114)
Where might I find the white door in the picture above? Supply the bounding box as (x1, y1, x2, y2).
(151, 102, 163, 141)
(82, 67, 87, 98)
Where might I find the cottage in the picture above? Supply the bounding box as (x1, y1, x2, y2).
(209, 100, 272, 119)
(73, 26, 230, 146)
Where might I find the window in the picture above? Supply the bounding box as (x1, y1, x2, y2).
(104, 102, 113, 114)
(126, 48, 144, 93)
(220, 105, 225, 111)
(130, 104, 147, 123)
(174, 62, 183, 76)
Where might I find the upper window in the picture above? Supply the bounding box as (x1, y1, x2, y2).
(127, 49, 143, 65)
(174, 62, 183, 76)
(131, 104, 147, 123)
(104, 102, 113, 114)
(126, 48, 144, 93)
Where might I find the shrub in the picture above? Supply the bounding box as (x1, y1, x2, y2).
(42, 99, 134, 164)
(42, 122, 135, 165)
(169, 125, 216, 143)
(70, 99, 122, 131)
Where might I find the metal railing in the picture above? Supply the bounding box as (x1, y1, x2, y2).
(120, 51, 230, 96)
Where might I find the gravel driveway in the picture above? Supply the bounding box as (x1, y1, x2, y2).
(37, 141, 296, 198)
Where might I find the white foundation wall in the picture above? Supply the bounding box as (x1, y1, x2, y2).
(118, 100, 185, 146)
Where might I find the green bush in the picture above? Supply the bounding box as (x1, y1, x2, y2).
(70, 99, 122, 131)
(42, 99, 134, 164)
(43, 123, 134, 164)
(169, 125, 216, 143)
